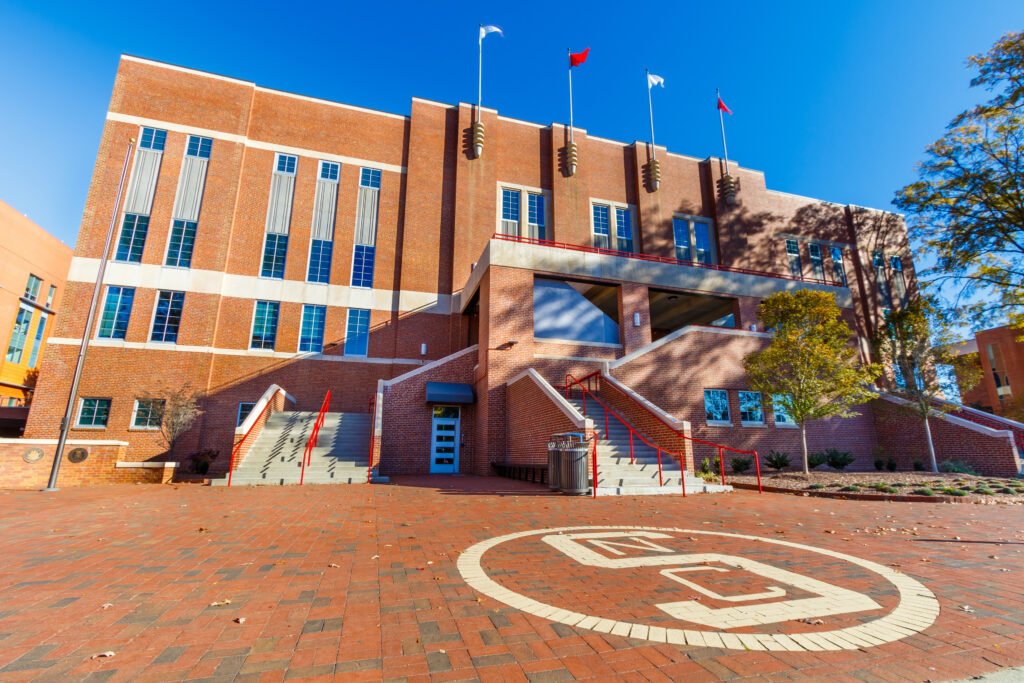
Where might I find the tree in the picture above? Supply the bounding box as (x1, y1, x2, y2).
(744, 290, 881, 474)
(894, 30, 1024, 330)
(872, 298, 981, 472)
(142, 386, 204, 455)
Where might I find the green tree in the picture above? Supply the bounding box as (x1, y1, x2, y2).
(895, 30, 1024, 330)
(744, 290, 881, 474)
(872, 298, 981, 472)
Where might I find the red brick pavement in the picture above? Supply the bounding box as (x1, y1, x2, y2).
(0, 477, 1021, 681)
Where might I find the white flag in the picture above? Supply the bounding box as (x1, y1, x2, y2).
(479, 25, 503, 42)
(647, 73, 665, 89)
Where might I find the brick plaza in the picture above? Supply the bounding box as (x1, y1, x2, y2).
(0, 479, 1022, 681)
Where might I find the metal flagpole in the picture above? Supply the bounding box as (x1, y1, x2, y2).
(646, 69, 657, 161)
(44, 138, 134, 492)
(477, 25, 483, 123)
(717, 88, 730, 175)
(567, 49, 574, 143)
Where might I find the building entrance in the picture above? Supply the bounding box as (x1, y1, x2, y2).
(429, 405, 460, 473)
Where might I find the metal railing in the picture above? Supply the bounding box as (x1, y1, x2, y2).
(299, 391, 331, 486)
(366, 395, 377, 484)
(227, 394, 280, 487)
(493, 233, 844, 288)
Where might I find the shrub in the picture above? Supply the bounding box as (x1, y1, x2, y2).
(941, 487, 968, 497)
(997, 487, 1016, 494)
(839, 485, 861, 492)
(975, 487, 995, 495)
(938, 460, 978, 475)
(188, 448, 219, 475)
(877, 485, 898, 494)
(872, 446, 888, 471)
(913, 460, 925, 471)
(912, 488, 934, 496)
(824, 448, 855, 470)
(697, 457, 719, 482)
(874, 458, 885, 471)
(765, 449, 791, 471)
(731, 456, 752, 474)
(807, 452, 826, 469)
(807, 483, 825, 490)
(886, 457, 897, 472)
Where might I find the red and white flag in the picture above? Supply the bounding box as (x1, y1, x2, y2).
(569, 48, 590, 67)
(717, 94, 732, 115)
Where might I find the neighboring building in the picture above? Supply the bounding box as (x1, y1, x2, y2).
(0, 200, 72, 426)
(953, 326, 1024, 416)
(23, 55, 1017, 484)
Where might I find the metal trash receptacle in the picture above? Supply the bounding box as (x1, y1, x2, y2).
(553, 432, 590, 495)
(546, 438, 562, 491)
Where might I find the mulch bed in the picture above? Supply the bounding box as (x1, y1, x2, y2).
(723, 471, 1024, 504)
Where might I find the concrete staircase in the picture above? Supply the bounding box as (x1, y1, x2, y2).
(567, 396, 731, 496)
(214, 411, 387, 486)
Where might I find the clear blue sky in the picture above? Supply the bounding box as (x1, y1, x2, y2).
(1, 0, 1022, 260)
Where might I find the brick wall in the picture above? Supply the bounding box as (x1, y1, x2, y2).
(0, 440, 176, 489)
(598, 375, 694, 470)
(506, 371, 589, 467)
(871, 397, 1022, 477)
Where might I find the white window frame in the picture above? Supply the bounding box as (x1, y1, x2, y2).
(496, 182, 552, 238)
(808, 243, 825, 281)
(672, 214, 716, 265)
(130, 398, 164, 430)
(237, 402, 256, 427)
(738, 391, 765, 426)
(162, 218, 198, 270)
(830, 246, 847, 286)
(249, 300, 280, 351)
(275, 153, 298, 176)
(590, 197, 637, 252)
(704, 389, 732, 426)
(75, 397, 111, 429)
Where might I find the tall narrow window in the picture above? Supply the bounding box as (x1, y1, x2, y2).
(501, 189, 520, 235)
(115, 214, 149, 262)
(150, 291, 185, 343)
(704, 389, 731, 425)
(673, 217, 691, 261)
(46, 285, 56, 308)
(891, 255, 906, 303)
(263, 153, 296, 276)
(261, 233, 288, 279)
(527, 193, 546, 240)
(739, 391, 764, 425)
(166, 219, 197, 267)
(5, 306, 33, 363)
(24, 274, 42, 301)
(125, 126, 166, 216)
(352, 168, 380, 288)
(830, 246, 847, 286)
(615, 208, 633, 253)
(76, 398, 111, 428)
(299, 304, 326, 353)
(873, 251, 892, 308)
(308, 160, 339, 283)
(237, 402, 256, 427)
(27, 313, 47, 368)
(786, 240, 802, 278)
(344, 308, 370, 356)
(693, 220, 713, 264)
(673, 216, 716, 264)
(251, 301, 280, 350)
(592, 204, 611, 249)
(98, 286, 134, 339)
(351, 245, 375, 288)
(808, 244, 825, 281)
(772, 395, 795, 425)
(308, 239, 333, 283)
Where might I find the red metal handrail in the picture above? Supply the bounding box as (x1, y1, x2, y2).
(494, 233, 844, 288)
(228, 391, 281, 487)
(366, 395, 377, 484)
(299, 391, 331, 486)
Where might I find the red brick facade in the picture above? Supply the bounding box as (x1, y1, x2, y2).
(506, 370, 590, 467)
(0, 440, 175, 489)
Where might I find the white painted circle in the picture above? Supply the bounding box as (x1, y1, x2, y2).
(457, 525, 939, 652)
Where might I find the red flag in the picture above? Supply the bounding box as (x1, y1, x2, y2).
(717, 95, 732, 115)
(569, 48, 590, 67)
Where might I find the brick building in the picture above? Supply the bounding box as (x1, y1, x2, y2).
(954, 326, 1024, 416)
(18, 55, 1022, 487)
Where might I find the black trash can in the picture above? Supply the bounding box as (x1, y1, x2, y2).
(553, 432, 590, 495)
(546, 439, 562, 491)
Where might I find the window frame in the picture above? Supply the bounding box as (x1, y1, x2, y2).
(260, 232, 288, 279)
(24, 274, 42, 301)
(591, 197, 637, 253)
(27, 312, 47, 368)
(319, 160, 340, 182)
(350, 243, 376, 289)
(131, 398, 165, 430)
(299, 304, 326, 353)
(772, 394, 797, 427)
(250, 300, 280, 350)
(185, 135, 212, 159)
(307, 238, 333, 284)
(343, 308, 371, 357)
(237, 402, 256, 427)
(808, 243, 825, 281)
(830, 246, 847, 286)
(75, 397, 111, 429)
(5, 304, 34, 364)
(275, 153, 298, 175)
(97, 286, 134, 340)
(738, 391, 765, 426)
(115, 213, 150, 263)
(139, 127, 167, 151)
(703, 389, 732, 426)
(360, 167, 382, 189)
(149, 290, 185, 344)
(164, 219, 198, 269)
(496, 183, 551, 239)
(672, 214, 716, 265)
(786, 239, 802, 278)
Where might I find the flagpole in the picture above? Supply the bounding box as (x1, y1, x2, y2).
(717, 88, 730, 175)
(567, 49, 574, 143)
(646, 69, 656, 161)
(477, 25, 483, 123)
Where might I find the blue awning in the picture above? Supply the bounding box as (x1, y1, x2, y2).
(425, 382, 475, 404)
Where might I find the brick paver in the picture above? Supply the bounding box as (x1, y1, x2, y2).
(0, 477, 1021, 681)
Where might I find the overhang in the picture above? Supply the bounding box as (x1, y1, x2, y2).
(425, 382, 475, 404)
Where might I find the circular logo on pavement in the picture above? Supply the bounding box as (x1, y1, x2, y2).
(67, 448, 89, 464)
(22, 447, 44, 464)
(458, 525, 938, 652)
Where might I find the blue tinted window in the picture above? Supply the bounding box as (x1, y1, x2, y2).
(251, 301, 279, 350)
(27, 313, 47, 368)
(320, 161, 340, 181)
(532, 278, 619, 345)
(151, 291, 185, 343)
(98, 286, 134, 339)
(592, 205, 610, 249)
(308, 239, 333, 283)
(261, 234, 288, 278)
(115, 214, 149, 262)
(276, 154, 297, 174)
(615, 208, 633, 253)
(344, 308, 370, 356)
(140, 127, 166, 151)
(351, 244, 375, 288)
(704, 389, 730, 424)
(673, 217, 691, 261)
(186, 135, 212, 159)
(166, 220, 197, 268)
(5, 306, 33, 363)
(299, 304, 326, 353)
(772, 395, 795, 424)
(528, 193, 545, 237)
(502, 189, 520, 222)
(360, 168, 381, 189)
(77, 398, 111, 428)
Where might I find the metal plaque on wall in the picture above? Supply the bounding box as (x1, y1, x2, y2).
(23, 447, 45, 463)
(67, 448, 89, 464)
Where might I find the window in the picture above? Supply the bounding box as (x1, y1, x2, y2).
(165, 219, 197, 268)
(5, 306, 33, 363)
(351, 244, 375, 288)
(299, 304, 326, 353)
(115, 214, 149, 262)
(251, 301, 279, 350)
(360, 167, 381, 189)
(501, 189, 520, 235)
(46, 285, 56, 308)
(830, 246, 847, 286)
(98, 286, 134, 339)
(237, 402, 256, 427)
(186, 135, 212, 159)
(592, 204, 611, 249)
(615, 208, 633, 253)
(808, 244, 824, 281)
(24, 274, 42, 301)
(261, 233, 288, 278)
(704, 389, 730, 424)
(150, 291, 185, 343)
(528, 193, 546, 239)
(308, 239, 333, 283)
(27, 313, 47, 368)
(533, 278, 620, 345)
(772, 395, 795, 425)
(873, 251, 892, 307)
(499, 187, 548, 239)
(786, 240, 802, 278)
(276, 153, 297, 175)
(344, 308, 370, 356)
(139, 127, 167, 151)
(76, 398, 111, 428)
(891, 255, 906, 302)
(132, 398, 164, 429)
(739, 391, 764, 425)
(320, 161, 340, 181)
(673, 216, 715, 264)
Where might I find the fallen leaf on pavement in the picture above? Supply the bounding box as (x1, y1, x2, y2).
(90, 652, 115, 659)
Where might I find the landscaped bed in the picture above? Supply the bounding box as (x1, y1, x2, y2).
(725, 471, 1024, 503)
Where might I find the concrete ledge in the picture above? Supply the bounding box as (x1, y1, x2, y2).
(115, 461, 179, 469)
(0, 438, 130, 446)
(600, 372, 690, 432)
(235, 385, 296, 436)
